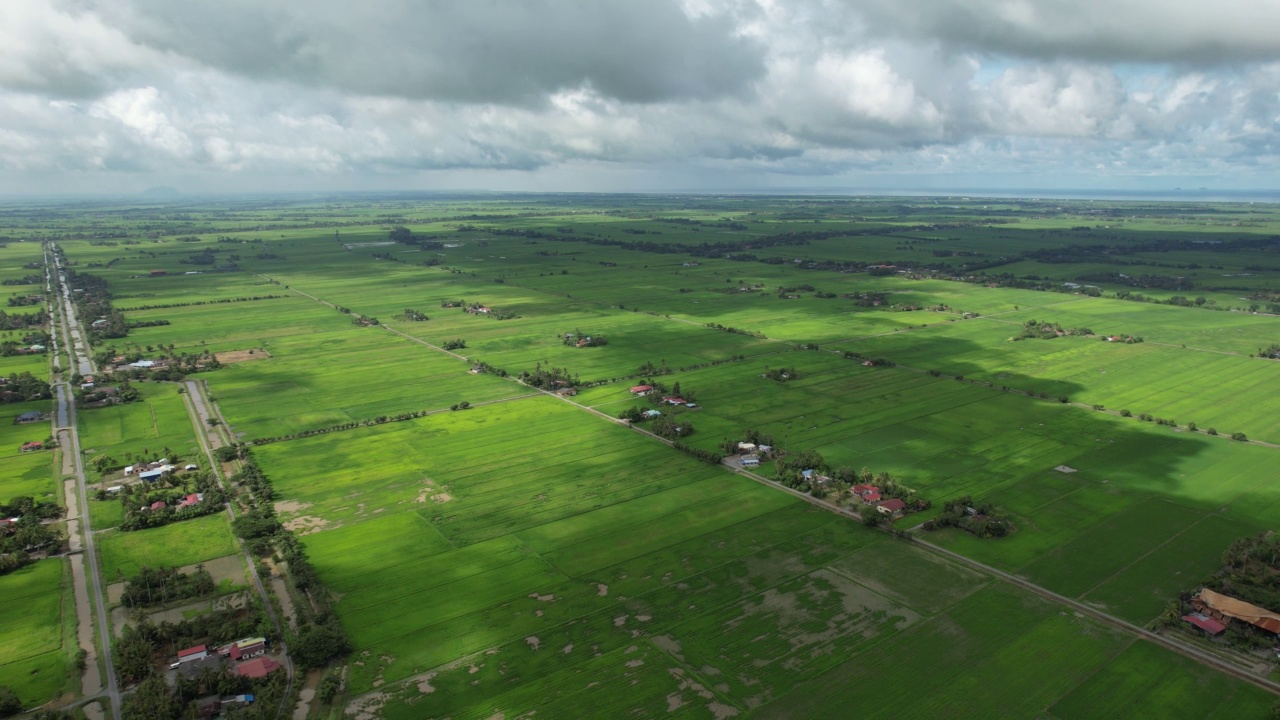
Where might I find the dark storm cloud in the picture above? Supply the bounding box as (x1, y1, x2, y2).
(94, 0, 766, 104)
(850, 0, 1280, 64)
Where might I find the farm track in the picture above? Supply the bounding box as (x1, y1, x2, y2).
(181, 380, 297, 719)
(247, 269, 1280, 700)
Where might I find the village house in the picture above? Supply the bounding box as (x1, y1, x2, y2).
(176, 493, 204, 509)
(173, 645, 209, 666)
(628, 384, 653, 395)
(740, 455, 761, 468)
(1182, 613, 1227, 636)
(15, 411, 43, 424)
(662, 396, 686, 405)
(1193, 588, 1280, 634)
(642, 409, 662, 419)
(877, 498, 907, 517)
(148, 500, 167, 511)
(20, 441, 43, 452)
(219, 637, 267, 661)
(737, 442, 757, 453)
(234, 656, 282, 679)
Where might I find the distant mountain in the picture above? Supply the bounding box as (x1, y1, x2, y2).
(140, 185, 181, 199)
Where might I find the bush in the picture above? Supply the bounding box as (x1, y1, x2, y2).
(1120, 409, 1132, 417)
(1207, 427, 1218, 436)
(1232, 432, 1249, 442)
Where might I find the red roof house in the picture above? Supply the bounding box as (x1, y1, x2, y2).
(877, 498, 907, 516)
(861, 492, 881, 504)
(20, 442, 43, 452)
(176, 645, 208, 663)
(149, 501, 167, 511)
(1182, 614, 1227, 636)
(177, 493, 202, 508)
(628, 385, 653, 394)
(235, 657, 281, 679)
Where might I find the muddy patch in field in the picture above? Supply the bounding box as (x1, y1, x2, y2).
(273, 500, 312, 515)
(524, 636, 541, 650)
(431, 493, 453, 503)
(416, 672, 437, 693)
(284, 515, 331, 535)
(215, 349, 271, 364)
(596, 583, 608, 596)
(652, 635, 684, 660)
(528, 593, 555, 602)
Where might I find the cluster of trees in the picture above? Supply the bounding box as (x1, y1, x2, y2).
(67, 270, 130, 340)
(843, 352, 894, 366)
(121, 566, 216, 607)
(650, 415, 693, 439)
(0, 498, 63, 577)
(922, 496, 1012, 538)
(670, 441, 722, 465)
(249, 409, 443, 446)
(442, 338, 467, 351)
(705, 322, 766, 338)
(635, 359, 671, 376)
(0, 308, 48, 331)
(761, 366, 800, 382)
(113, 602, 275, 683)
(1012, 319, 1092, 340)
(1260, 344, 1280, 359)
(126, 318, 170, 329)
(228, 452, 351, 670)
(118, 295, 284, 312)
(1, 274, 43, 286)
(388, 225, 445, 249)
(519, 363, 579, 390)
(0, 330, 49, 356)
(78, 379, 140, 407)
(116, 475, 226, 533)
(6, 294, 41, 307)
(395, 308, 429, 321)
(0, 372, 51, 403)
(718, 428, 776, 456)
(562, 330, 608, 347)
(468, 361, 508, 378)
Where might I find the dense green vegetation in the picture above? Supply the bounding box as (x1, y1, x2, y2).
(8, 193, 1280, 716)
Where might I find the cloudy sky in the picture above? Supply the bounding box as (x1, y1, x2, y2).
(2, 0, 1279, 195)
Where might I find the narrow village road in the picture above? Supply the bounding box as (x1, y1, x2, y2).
(48, 245, 120, 719)
(180, 380, 297, 719)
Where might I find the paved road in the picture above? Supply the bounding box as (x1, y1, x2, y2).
(48, 245, 120, 719)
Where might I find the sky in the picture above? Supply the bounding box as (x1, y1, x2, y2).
(2, 0, 1280, 196)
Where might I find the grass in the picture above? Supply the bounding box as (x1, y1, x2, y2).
(0, 560, 73, 706)
(96, 513, 239, 581)
(1049, 640, 1276, 719)
(15, 194, 1280, 715)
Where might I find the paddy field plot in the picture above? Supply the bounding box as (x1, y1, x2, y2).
(0, 560, 74, 707)
(96, 513, 239, 581)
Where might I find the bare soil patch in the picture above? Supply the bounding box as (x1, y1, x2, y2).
(214, 349, 271, 364)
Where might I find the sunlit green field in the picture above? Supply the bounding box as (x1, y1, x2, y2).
(14, 193, 1280, 716)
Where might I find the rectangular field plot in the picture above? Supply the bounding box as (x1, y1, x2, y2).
(97, 513, 239, 581)
(1015, 499, 1207, 599)
(0, 560, 71, 706)
(76, 382, 199, 471)
(209, 326, 520, 440)
(1048, 641, 1275, 720)
(1079, 515, 1247, 624)
(754, 584, 1134, 719)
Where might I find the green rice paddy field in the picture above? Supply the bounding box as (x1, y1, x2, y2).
(18, 194, 1280, 716)
(0, 560, 75, 707)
